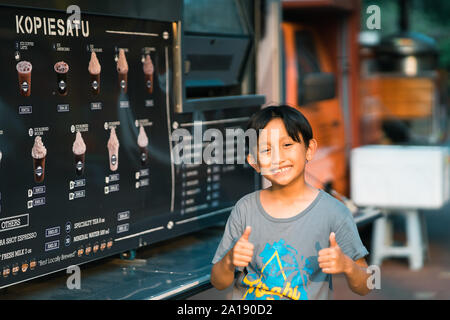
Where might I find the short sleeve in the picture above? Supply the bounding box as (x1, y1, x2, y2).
(334, 214, 369, 261)
(211, 205, 244, 265)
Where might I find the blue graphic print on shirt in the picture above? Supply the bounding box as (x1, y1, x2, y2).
(242, 239, 314, 300)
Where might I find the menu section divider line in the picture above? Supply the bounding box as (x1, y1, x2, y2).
(105, 30, 159, 37)
(114, 226, 165, 242)
(165, 45, 175, 213)
(179, 117, 250, 127)
(175, 207, 233, 225)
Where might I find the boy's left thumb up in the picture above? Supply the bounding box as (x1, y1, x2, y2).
(329, 232, 338, 248)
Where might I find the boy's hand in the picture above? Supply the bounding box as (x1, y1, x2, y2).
(318, 232, 351, 275)
(230, 226, 254, 268)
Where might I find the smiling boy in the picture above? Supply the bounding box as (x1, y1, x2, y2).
(210, 105, 371, 300)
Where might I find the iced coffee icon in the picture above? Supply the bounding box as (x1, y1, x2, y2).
(137, 125, 149, 166)
(29, 259, 37, 270)
(21, 262, 28, 273)
(143, 54, 154, 94)
(107, 127, 120, 172)
(73, 131, 86, 176)
(116, 49, 128, 93)
(16, 61, 32, 97)
(54, 61, 69, 96)
(88, 52, 101, 95)
(31, 136, 47, 183)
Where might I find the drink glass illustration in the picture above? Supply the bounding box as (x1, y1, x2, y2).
(137, 125, 149, 166)
(73, 131, 86, 176)
(31, 136, 47, 183)
(107, 127, 120, 171)
(116, 49, 128, 93)
(143, 54, 154, 94)
(16, 61, 32, 97)
(88, 52, 101, 95)
(54, 61, 69, 96)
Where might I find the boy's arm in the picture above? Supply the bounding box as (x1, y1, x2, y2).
(318, 232, 371, 296)
(343, 257, 371, 296)
(210, 250, 236, 290)
(211, 226, 254, 291)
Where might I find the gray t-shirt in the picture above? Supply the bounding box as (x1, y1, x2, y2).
(212, 189, 369, 300)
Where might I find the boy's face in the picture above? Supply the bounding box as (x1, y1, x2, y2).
(247, 118, 316, 187)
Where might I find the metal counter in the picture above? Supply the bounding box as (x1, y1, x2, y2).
(0, 208, 380, 300)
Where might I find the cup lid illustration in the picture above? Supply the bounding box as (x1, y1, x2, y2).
(73, 131, 87, 155)
(32, 136, 47, 159)
(108, 127, 120, 149)
(117, 49, 128, 74)
(16, 61, 32, 73)
(54, 61, 69, 73)
(88, 52, 101, 75)
(137, 126, 149, 148)
(143, 54, 154, 75)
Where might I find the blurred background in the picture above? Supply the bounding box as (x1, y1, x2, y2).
(189, 0, 450, 300)
(339, 0, 450, 300)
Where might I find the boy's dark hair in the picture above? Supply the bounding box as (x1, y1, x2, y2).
(246, 105, 313, 156)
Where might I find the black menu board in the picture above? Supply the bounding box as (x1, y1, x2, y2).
(0, 6, 259, 288)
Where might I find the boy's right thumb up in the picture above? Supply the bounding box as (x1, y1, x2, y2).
(241, 226, 252, 241)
